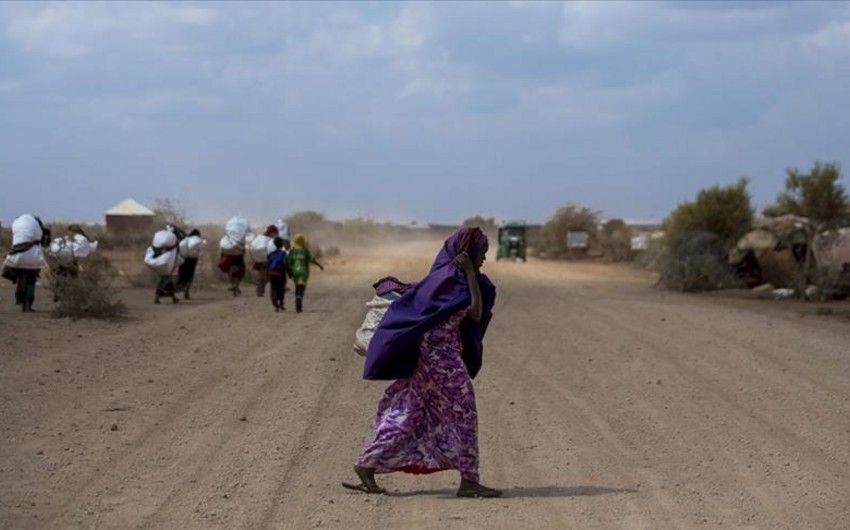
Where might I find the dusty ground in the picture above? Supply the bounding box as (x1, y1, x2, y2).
(1, 241, 849, 529)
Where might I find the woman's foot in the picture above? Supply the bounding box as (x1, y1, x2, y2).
(341, 465, 386, 494)
(457, 478, 502, 498)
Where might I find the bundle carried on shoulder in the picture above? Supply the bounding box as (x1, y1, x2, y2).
(49, 234, 98, 263)
(247, 234, 276, 266)
(3, 214, 48, 271)
(144, 229, 183, 276)
(353, 277, 414, 357)
(275, 220, 290, 242)
(219, 216, 250, 256)
(179, 234, 207, 259)
(152, 229, 178, 249)
(11, 214, 47, 247)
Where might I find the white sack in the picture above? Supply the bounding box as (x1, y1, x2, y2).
(50, 234, 96, 260)
(219, 235, 245, 256)
(4, 245, 46, 270)
(144, 247, 182, 276)
(248, 235, 273, 264)
(275, 220, 290, 241)
(49, 238, 72, 259)
(353, 296, 394, 357)
(71, 234, 95, 259)
(179, 235, 206, 259)
(225, 216, 250, 244)
(152, 230, 178, 249)
(11, 214, 43, 246)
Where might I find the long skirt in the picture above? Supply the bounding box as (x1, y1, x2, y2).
(357, 310, 480, 482)
(15, 269, 39, 308)
(156, 275, 175, 297)
(176, 258, 198, 291)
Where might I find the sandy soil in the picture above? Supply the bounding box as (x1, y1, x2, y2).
(1, 242, 849, 529)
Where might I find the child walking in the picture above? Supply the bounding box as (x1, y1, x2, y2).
(265, 237, 289, 312)
(287, 233, 324, 313)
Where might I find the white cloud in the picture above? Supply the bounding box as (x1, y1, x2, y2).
(559, 1, 653, 48)
(512, 71, 683, 128)
(386, 2, 429, 52)
(5, 3, 215, 57)
(802, 19, 850, 53)
(558, 1, 789, 48)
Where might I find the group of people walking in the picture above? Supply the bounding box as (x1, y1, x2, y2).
(217, 222, 324, 313)
(143, 219, 324, 313)
(2, 214, 98, 312)
(144, 225, 205, 304)
(6, 216, 501, 498)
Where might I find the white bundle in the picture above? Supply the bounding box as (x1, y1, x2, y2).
(275, 220, 290, 241)
(152, 229, 178, 249)
(225, 216, 250, 244)
(219, 235, 244, 256)
(74, 234, 96, 258)
(11, 214, 43, 246)
(49, 238, 75, 265)
(144, 246, 183, 276)
(353, 295, 395, 357)
(4, 245, 46, 270)
(248, 234, 274, 265)
(179, 235, 206, 259)
(50, 234, 97, 262)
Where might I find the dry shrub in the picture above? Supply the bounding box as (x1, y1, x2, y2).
(537, 204, 600, 260)
(599, 219, 634, 262)
(50, 254, 126, 319)
(657, 232, 743, 292)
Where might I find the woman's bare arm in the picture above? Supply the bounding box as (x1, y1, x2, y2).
(454, 252, 482, 321)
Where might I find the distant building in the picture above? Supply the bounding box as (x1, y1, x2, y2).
(105, 198, 155, 234)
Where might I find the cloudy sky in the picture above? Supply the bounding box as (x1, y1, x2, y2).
(1, 1, 849, 226)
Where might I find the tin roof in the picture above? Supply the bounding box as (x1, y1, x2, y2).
(105, 198, 155, 216)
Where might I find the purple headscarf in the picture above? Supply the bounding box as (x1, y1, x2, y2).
(363, 227, 496, 381)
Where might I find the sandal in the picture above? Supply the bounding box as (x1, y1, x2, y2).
(341, 481, 386, 494)
(457, 482, 502, 498)
(341, 465, 386, 494)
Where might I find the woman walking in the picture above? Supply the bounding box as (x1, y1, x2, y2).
(344, 227, 501, 498)
(2, 214, 49, 312)
(287, 234, 323, 313)
(176, 229, 203, 299)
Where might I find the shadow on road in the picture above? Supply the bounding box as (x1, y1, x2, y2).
(502, 485, 636, 498)
(385, 485, 635, 499)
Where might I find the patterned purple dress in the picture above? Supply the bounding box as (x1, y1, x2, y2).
(357, 308, 480, 482)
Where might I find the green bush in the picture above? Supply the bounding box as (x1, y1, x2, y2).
(664, 179, 754, 251)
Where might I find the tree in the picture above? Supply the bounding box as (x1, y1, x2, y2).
(462, 215, 498, 237)
(599, 218, 633, 262)
(284, 210, 328, 235)
(538, 203, 600, 259)
(658, 179, 753, 291)
(765, 161, 850, 298)
(152, 198, 188, 229)
(664, 178, 754, 251)
(769, 161, 850, 231)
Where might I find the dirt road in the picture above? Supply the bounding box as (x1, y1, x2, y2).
(2, 243, 849, 529)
